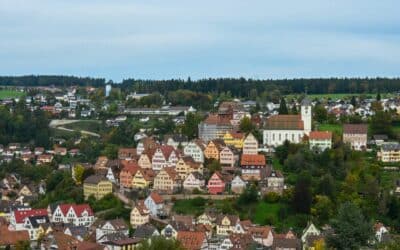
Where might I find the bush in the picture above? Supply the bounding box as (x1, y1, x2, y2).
(263, 192, 281, 203)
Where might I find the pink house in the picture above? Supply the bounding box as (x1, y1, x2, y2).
(207, 172, 226, 195)
(219, 146, 238, 167)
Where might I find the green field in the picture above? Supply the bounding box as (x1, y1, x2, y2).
(318, 123, 342, 135)
(0, 90, 25, 99)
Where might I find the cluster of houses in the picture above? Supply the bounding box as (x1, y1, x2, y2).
(0, 196, 392, 250)
(80, 130, 285, 203)
(0, 143, 80, 165)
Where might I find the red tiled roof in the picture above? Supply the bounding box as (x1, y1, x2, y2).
(0, 225, 29, 245)
(204, 114, 232, 125)
(58, 204, 94, 217)
(241, 154, 266, 166)
(265, 115, 303, 130)
(160, 145, 176, 159)
(343, 124, 368, 134)
(163, 167, 179, 180)
(149, 192, 164, 204)
(309, 131, 332, 140)
(121, 163, 140, 175)
(177, 231, 206, 250)
(13, 208, 48, 224)
(229, 131, 245, 139)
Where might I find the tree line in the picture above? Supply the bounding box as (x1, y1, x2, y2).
(2, 76, 400, 97)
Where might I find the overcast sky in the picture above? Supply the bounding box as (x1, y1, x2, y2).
(0, 0, 399, 81)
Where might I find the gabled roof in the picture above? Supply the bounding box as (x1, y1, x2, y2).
(309, 131, 332, 140)
(133, 223, 158, 239)
(203, 114, 232, 126)
(148, 192, 164, 204)
(13, 208, 48, 224)
(215, 214, 239, 225)
(241, 154, 266, 166)
(227, 131, 245, 140)
(264, 115, 303, 130)
(162, 167, 179, 180)
(121, 163, 140, 175)
(229, 233, 255, 250)
(177, 231, 206, 250)
(84, 175, 109, 185)
(99, 219, 128, 231)
(0, 225, 29, 245)
(159, 145, 177, 159)
(343, 124, 368, 134)
(57, 204, 94, 217)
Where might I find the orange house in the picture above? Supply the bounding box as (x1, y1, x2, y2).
(119, 163, 140, 188)
(204, 140, 225, 160)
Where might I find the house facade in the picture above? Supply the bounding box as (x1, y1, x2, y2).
(153, 167, 180, 193)
(240, 154, 266, 181)
(184, 140, 205, 163)
(207, 172, 225, 195)
(243, 133, 258, 155)
(83, 175, 113, 200)
(309, 131, 332, 151)
(343, 124, 368, 151)
(377, 142, 400, 162)
(223, 131, 245, 149)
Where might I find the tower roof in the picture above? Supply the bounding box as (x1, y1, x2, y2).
(301, 97, 312, 106)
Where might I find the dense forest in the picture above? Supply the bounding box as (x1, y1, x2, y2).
(0, 75, 106, 87)
(121, 77, 400, 96)
(2, 76, 400, 97)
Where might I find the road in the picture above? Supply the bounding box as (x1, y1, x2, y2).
(49, 119, 101, 137)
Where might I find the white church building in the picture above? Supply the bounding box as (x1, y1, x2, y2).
(263, 98, 312, 147)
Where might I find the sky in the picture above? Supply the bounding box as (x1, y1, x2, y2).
(0, 0, 399, 82)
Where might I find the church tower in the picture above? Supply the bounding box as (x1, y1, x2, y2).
(301, 97, 312, 134)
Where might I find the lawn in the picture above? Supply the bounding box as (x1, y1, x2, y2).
(0, 90, 25, 99)
(253, 202, 282, 225)
(172, 198, 207, 216)
(318, 123, 342, 135)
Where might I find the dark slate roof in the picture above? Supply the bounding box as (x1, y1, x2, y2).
(382, 142, 400, 151)
(133, 224, 158, 239)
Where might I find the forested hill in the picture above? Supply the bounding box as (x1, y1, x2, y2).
(0, 75, 106, 87)
(120, 78, 400, 96)
(2, 76, 400, 97)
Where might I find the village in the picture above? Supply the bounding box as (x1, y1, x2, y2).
(0, 84, 399, 249)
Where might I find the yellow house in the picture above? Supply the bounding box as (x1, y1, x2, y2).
(223, 131, 244, 149)
(132, 168, 155, 189)
(175, 156, 203, 179)
(130, 200, 150, 228)
(153, 167, 180, 193)
(204, 140, 224, 160)
(19, 185, 33, 197)
(216, 215, 239, 236)
(138, 153, 152, 169)
(83, 175, 113, 200)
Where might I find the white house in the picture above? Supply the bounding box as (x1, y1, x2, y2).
(144, 192, 164, 217)
(183, 172, 205, 191)
(96, 219, 129, 242)
(151, 145, 179, 171)
(231, 176, 247, 194)
(301, 222, 321, 248)
(243, 133, 258, 155)
(49, 204, 94, 227)
(23, 215, 50, 241)
(309, 131, 332, 151)
(263, 98, 312, 147)
(183, 140, 206, 163)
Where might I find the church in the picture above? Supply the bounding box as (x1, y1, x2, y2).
(263, 98, 312, 147)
